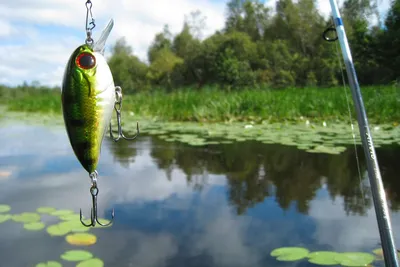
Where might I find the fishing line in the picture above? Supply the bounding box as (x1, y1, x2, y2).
(330, 17, 367, 205)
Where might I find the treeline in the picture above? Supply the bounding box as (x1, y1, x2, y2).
(109, 135, 400, 215)
(107, 0, 400, 93)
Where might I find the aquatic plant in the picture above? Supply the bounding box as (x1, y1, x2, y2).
(76, 258, 104, 267)
(124, 120, 400, 154)
(0, 204, 107, 266)
(270, 247, 378, 266)
(24, 222, 45, 231)
(65, 233, 97, 246)
(35, 261, 62, 267)
(60, 250, 93, 261)
(0, 204, 11, 213)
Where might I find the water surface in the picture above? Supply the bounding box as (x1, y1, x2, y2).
(0, 123, 400, 267)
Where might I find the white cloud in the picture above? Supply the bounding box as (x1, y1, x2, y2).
(0, 0, 226, 87)
(309, 184, 400, 252)
(3, 123, 400, 266)
(0, 19, 12, 37)
(0, 0, 393, 87)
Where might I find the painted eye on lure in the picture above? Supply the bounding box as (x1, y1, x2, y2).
(76, 52, 96, 69)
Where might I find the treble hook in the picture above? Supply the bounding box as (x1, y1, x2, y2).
(80, 171, 114, 227)
(109, 86, 140, 142)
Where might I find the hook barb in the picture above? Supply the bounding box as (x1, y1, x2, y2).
(80, 171, 114, 227)
(109, 121, 139, 142)
(109, 86, 140, 142)
(80, 207, 114, 227)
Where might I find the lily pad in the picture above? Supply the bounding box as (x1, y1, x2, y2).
(37, 207, 57, 214)
(24, 222, 45, 231)
(372, 248, 384, 261)
(60, 250, 93, 262)
(50, 209, 74, 216)
(35, 261, 62, 267)
(47, 223, 72, 236)
(0, 204, 11, 213)
(59, 220, 90, 233)
(334, 252, 375, 266)
(76, 258, 104, 267)
(372, 248, 400, 261)
(308, 251, 341, 265)
(66, 233, 97, 246)
(59, 213, 81, 221)
(0, 214, 11, 223)
(12, 212, 41, 223)
(270, 247, 310, 261)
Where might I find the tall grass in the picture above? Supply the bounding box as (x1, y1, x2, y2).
(1, 84, 399, 124)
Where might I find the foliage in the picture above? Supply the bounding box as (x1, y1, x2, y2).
(1, 84, 399, 124)
(1, 0, 399, 123)
(270, 247, 376, 266)
(102, 0, 400, 90)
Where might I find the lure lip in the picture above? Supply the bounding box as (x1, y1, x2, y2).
(93, 18, 114, 55)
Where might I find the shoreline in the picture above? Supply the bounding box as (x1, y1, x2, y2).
(2, 108, 399, 155)
(1, 85, 399, 125)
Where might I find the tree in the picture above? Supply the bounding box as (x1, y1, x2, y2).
(184, 10, 207, 40)
(148, 24, 173, 64)
(379, 0, 400, 82)
(107, 38, 149, 93)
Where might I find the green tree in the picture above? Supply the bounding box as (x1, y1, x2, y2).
(172, 23, 203, 87)
(380, 0, 400, 83)
(108, 38, 149, 93)
(213, 31, 257, 89)
(148, 24, 173, 64)
(146, 48, 184, 90)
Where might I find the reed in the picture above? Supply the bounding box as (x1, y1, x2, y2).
(0, 84, 398, 124)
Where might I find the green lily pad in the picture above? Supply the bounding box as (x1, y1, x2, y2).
(308, 251, 341, 265)
(76, 258, 104, 267)
(372, 248, 384, 261)
(0, 204, 11, 213)
(47, 219, 92, 236)
(59, 220, 90, 233)
(372, 248, 382, 255)
(334, 252, 375, 266)
(372, 248, 400, 260)
(47, 223, 72, 236)
(12, 212, 41, 223)
(60, 250, 93, 261)
(35, 261, 62, 267)
(59, 213, 81, 221)
(270, 247, 310, 261)
(0, 214, 11, 223)
(50, 209, 74, 216)
(37, 207, 57, 214)
(66, 233, 97, 246)
(24, 222, 45, 231)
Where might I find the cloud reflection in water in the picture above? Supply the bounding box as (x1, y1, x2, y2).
(0, 123, 398, 267)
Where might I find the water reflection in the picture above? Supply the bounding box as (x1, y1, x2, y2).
(0, 123, 399, 267)
(146, 135, 400, 217)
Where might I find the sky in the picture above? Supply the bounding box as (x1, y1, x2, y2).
(0, 0, 393, 88)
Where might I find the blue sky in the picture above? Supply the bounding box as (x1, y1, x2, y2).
(0, 0, 392, 87)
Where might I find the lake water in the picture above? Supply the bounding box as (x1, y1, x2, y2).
(0, 122, 400, 267)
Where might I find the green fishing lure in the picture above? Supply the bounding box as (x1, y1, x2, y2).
(61, 22, 115, 174)
(61, 9, 138, 227)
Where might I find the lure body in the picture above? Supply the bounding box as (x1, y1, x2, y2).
(61, 44, 115, 174)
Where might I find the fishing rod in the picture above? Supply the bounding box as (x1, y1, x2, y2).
(323, 0, 399, 266)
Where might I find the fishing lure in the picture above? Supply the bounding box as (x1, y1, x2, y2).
(61, 0, 139, 227)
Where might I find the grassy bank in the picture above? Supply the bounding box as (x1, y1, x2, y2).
(0, 85, 399, 124)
